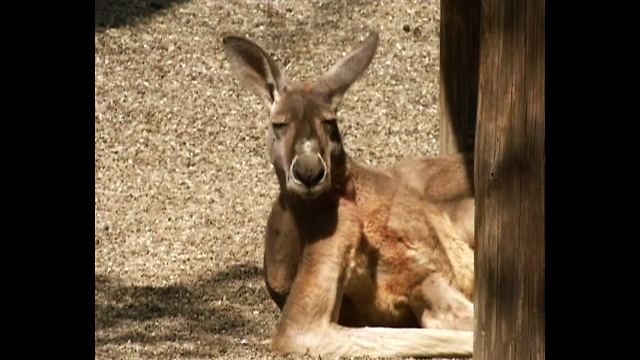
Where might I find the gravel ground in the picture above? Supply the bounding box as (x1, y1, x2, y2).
(95, 1, 449, 359)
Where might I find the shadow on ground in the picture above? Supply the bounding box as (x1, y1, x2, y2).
(95, 263, 274, 346)
(95, 0, 192, 31)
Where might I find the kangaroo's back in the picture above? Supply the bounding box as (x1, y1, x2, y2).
(394, 152, 474, 202)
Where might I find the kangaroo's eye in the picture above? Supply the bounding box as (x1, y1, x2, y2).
(272, 122, 289, 137)
(322, 119, 337, 133)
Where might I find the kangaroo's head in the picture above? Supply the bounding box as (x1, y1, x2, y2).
(223, 32, 378, 199)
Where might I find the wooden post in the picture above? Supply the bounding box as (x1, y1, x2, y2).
(474, 0, 545, 360)
(439, 0, 480, 155)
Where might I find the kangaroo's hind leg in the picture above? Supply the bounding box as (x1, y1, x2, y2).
(410, 274, 474, 331)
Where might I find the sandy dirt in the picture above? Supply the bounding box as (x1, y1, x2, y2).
(95, 0, 454, 359)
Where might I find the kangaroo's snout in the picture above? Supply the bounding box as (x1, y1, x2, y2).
(290, 154, 327, 188)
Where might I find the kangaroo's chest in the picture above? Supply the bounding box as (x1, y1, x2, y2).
(264, 187, 472, 328)
(340, 234, 423, 328)
(339, 206, 433, 327)
(339, 187, 473, 327)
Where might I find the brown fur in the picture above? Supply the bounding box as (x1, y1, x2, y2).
(223, 32, 474, 358)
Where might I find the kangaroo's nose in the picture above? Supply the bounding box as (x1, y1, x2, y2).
(291, 154, 326, 188)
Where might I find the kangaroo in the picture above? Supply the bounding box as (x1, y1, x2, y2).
(222, 32, 475, 358)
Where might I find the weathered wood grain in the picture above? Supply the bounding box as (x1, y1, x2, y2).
(439, 0, 480, 156)
(474, 0, 545, 359)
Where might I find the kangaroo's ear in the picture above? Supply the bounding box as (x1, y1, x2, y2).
(222, 35, 289, 110)
(316, 32, 379, 111)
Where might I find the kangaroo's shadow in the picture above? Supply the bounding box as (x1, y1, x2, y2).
(95, 263, 274, 347)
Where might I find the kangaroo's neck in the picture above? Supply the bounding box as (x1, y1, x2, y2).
(278, 159, 357, 243)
